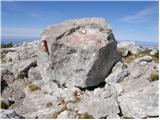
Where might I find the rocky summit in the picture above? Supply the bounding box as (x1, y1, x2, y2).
(0, 18, 159, 119)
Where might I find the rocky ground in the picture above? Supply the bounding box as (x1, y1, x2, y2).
(0, 18, 159, 119)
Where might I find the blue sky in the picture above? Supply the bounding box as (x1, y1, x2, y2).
(1, 1, 159, 44)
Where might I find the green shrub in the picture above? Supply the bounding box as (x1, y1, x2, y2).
(1, 42, 13, 48)
(0, 101, 9, 109)
(150, 72, 159, 81)
(28, 84, 41, 92)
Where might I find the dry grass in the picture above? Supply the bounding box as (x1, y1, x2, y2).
(0, 58, 6, 64)
(28, 84, 41, 92)
(150, 72, 159, 81)
(78, 112, 94, 119)
(46, 102, 53, 108)
(118, 49, 159, 63)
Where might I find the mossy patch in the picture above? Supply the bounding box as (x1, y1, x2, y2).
(28, 84, 41, 92)
(0, 101, 9, 109)
(78, 112, 94, 119)
(150, 72, 159, 81)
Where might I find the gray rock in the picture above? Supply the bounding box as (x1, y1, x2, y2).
(119, 56, 157, 92)
(105, 62, 129, 84)
(76, 91, 120, 119)
(0, 109, 25, 119)
(28, 67, 42, 81)
(118, 41, 144, 54)
(12, 58, 37, 78)
(37, 18, 120, 88)
(134, 55, 153, 63)
(118, 81, 159, 118)
(6, 45, 38, 62)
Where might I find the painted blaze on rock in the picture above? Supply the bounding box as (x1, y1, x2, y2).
(38, 18, 120, 88)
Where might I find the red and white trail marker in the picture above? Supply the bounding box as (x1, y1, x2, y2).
(80, 29, 87, 34)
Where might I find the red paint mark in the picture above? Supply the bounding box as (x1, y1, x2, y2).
(70, 33, 101, 48)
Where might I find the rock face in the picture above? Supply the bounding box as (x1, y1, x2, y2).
(118, 81, 159, 118)
(37, 18, 120, 88)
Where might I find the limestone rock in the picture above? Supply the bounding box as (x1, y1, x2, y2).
(37, 18, 120, 88)
(105, 62, 129, 84)
(0, 109, 25, 119)
(118, 41, 144, 55)
(6, 45, 38, 62)
(119, 55, 157, 92)
(28, 67, 42, 81)
(12, 58, 37, 79)
(118, 81, 159, 118)
(76, 91, 120, 119)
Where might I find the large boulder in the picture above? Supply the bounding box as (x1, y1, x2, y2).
(37, 18, 120, 88)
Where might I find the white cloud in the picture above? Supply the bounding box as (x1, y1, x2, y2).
(3, 2, 48, 21)
(121, 7, 157, 22)
(30, 12, 47, 21)
(2, 27, 43, 38)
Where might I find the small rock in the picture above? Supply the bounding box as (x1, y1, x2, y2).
(105, 62, 129, 84)
(0, 109, 25, 119)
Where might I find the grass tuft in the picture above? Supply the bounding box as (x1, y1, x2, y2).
(46, 102, 53, 108)
(28, 84, 41, 92)
(150, 72, 159, 81)
(78, 112, 94, 119)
